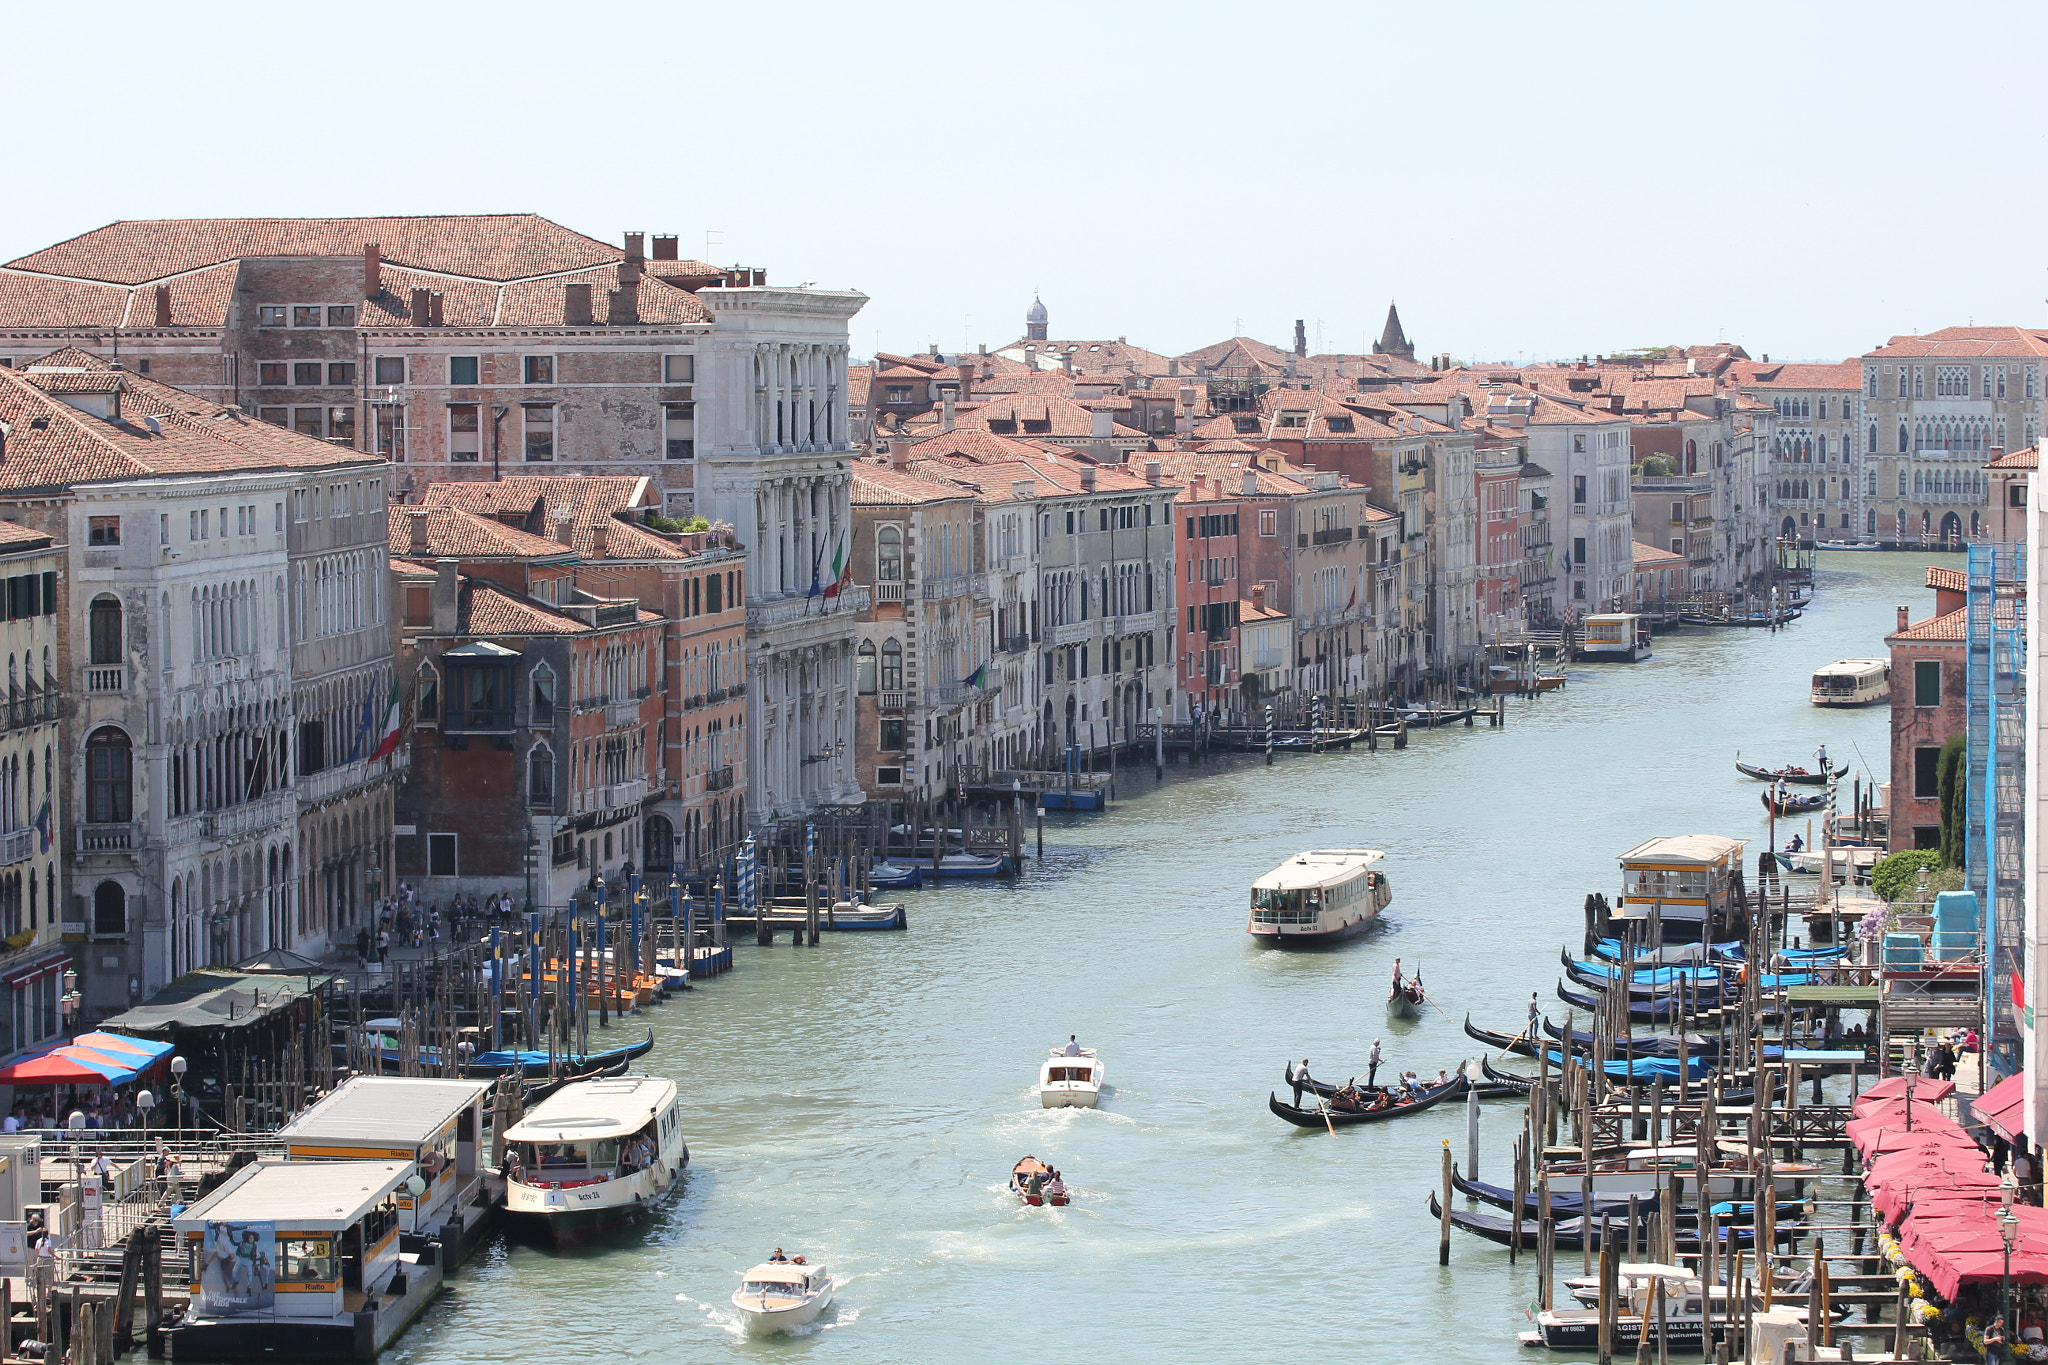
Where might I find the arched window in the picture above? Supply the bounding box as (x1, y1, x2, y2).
(530, 663, 555, 725)
(88, 595, 122, 666)
(1897, 423, 1909, 454)
(527, 742, 554, 807)
(416, 663, 439, 722)
(856, 641, 877, 694)
(86, 728, 132, 824)
(880, 639, 902, 692)
(877, 525, 902, 581)
(92, 881, 125, 936)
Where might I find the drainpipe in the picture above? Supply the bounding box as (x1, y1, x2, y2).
(491, 405, 508, 480)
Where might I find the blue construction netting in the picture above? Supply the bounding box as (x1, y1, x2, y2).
(1965, 541, 2026, 1078)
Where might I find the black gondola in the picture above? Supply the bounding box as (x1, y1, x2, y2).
(1428, 1192, 1777, 1254)
(1286, 1063, 1516, 1105)
(1462, 1014, 1541, 1058)
(462, 1027, 656, 1079)
(1451, 1170, 1652, 1219)
(1478, 1056, 1536, 1092)
(1763, 788, 1830, 816)
(1735, 760, 1830, 786)
(1555, 981, 1685, 1023)
(1268, 1073, 1466, 1128)
(1561, 949, 1729, 1002)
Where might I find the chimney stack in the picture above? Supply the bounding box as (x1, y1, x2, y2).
(564, 283, 595, 326)
(363, 242, 382, 296)
(152, 284, 172, 327)
(431, 558, 460, 634)
(429, 291, 445, 326)
(1144, 460, 1161, 487)
(408, 288, 431, 327)
(1080, 466, 1097, 492)
(553, 511, 575, 546)
(1243, 470, 1258, 496)
(1294, 319, 1307, 357)
(941, 393, 956, 433)
(888, 440, 907, 471)
(1168, 358, 1180, 377)
(651, 233, 678, 261)
(956, 362, 974, 400)
(407, 509, 430, 557)
(1897, 606, 1910, 634)
(608, 279, 640, 325)
(1252, 583, 1267, 613)
(1090, 408, 1112, 439)
(624, 231, 645, 263)
(590, 516, 609, 558)
(1011, 480, 1036, 500)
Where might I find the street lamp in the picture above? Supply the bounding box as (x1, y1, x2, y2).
(135, 1089, 154, 1134)
(2002, 1168, 2022, 1337)
(170, 1055, 187, 1141)
(60, 968, 80, 1028)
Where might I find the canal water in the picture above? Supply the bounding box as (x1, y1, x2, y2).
(391, 551, 1950, 1364)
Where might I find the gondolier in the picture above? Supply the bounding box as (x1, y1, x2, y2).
(1291, 1058, 1311, 1107)
(1367, 1040, 1381, 1088)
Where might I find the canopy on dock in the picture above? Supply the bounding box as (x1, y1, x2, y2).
(1970, 1070, 2028, 1144)
(0, 1030, 174, 1085)
(98, 968, 335, 1035)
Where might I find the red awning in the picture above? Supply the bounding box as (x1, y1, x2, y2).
(1974, 1071, 2029, 1144)
(0, 1053, 116, 1085)
(1859, 1075, 1957, 1107)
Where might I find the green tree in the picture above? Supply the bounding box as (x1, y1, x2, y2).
(1871, 849, 1946, 904)
(1936, 735, 1967, 869)
(1638, 454, 1677, 478)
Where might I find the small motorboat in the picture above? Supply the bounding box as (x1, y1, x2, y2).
(1387, 974, 1426, 1018)
(732, 1256, 833, 1334)
(1037, 1047, 1103, 1108)
(866, 861, 925, 890)
(1010, 1156, 1071, 1206)
(463, 1027, 655, 1079)
(931, 853, 1013, 879)
(1762, 788, 1829, 817)
(1816, 539, 1881, 552)
(1734, 759, 1830, 786)
(1268, 1072, 1466, 1128)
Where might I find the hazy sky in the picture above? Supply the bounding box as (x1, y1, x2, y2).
(5, 1, 2043, 365)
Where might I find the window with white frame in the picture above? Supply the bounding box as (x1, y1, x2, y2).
(522, 356, 554, 384)
(663, 354, 695, 383)
(522, 404, 554, 461)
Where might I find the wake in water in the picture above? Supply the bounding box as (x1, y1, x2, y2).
(677, 1280, 858, 1340)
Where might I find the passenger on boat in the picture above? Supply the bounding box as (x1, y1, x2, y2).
(1787, 834, 1804, 853)
(1026, 1169, 1045, 1200)
(1063, 1035, 1082, 1057)
(1435, 1069, 1451, 1088)
(770, 1248, 789, 1262)
(1044, 1173, 1066, 1199)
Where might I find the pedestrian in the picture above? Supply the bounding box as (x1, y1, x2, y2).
(376, 928, 390, 962)
(1367, 1039, 1382, 1089)
(355, 926, 369, 967)
(1292, 1058, 1311, 1108)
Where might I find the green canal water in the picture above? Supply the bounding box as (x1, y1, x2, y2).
(389, 551, 1949, 1364)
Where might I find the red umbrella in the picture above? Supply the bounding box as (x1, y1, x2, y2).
(0, 1053, 114, 1085)
(1858, 1128, 1982, 1158)
(1859, 1075, 1957, 1107)
(1848, 1108, 1966, 1152)
(1905, 1231, 2048, 1302)
(1867, 1150, 1991, 1186)
(1873, 1167, 2004, 1221)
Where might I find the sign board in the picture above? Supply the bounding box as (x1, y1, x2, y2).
(393, 824, 418, 837)
(197, 1219, 276, 1317)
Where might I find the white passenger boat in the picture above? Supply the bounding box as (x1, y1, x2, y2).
(732, 1256, 833, 1333)
(1247, 849, 1391, 946)
(1037, 1048, 1104, 1108)
(502, 1075, 688, 1242)
(1809, 657, 1889, 706)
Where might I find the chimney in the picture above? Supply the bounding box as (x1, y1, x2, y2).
(1090, 408, 1112, 439)
(1144, 460, 1161, 487)
(406, 510, 431, 557)
(1062, 352, 1074, 375)
(651, 233, 678, 261)
(956, 362, 974, 400)
(1243, 470, 1258, 496)
(1080, 466, 1097, 492)
(1293, 319, 1307, 358)
(363, 243, 382, 297)
(408, 288, 431, 327)
(1252, 583, 1268, 613)
(1011, 480, 1035, 500)
(624, 231, 645, 263)
(564, 283, 595, 326)
(888, 441, 907, 470)
(590, 517, 609, 558)
(431, 558, 460, 634)
(553, 510, 575, 546)
(1897, 606, 1910, 634)
(941, 393, 956, 433)
(1168, 358, 1180, 377)
(152, 284, 171, 327)
(607, 280, 640, 325)
(429, 291, 445, 326)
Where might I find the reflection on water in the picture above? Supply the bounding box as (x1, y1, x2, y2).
(385, 552, 1947, 1363)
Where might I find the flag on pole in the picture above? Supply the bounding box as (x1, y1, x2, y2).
(348, 677, 377, 761)
(823, 531, 853, 598)
(964, 661, 987, 689)
(370, 677, 405, 760)
(32, 799, 48, 854)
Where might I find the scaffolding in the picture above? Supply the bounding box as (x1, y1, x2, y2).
(1965, 540, 2027, 1077)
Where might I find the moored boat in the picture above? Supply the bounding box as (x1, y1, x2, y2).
(1037, 1047, 1103, 1108)
(502, 1074, 687, 1241)
(463, 1027, 655, 1079)
(865, 860, 925, 889)
(1246, 849, 1391, 946)
(732, 1256, 833, 1334)
(1762, 788, 1829, 816)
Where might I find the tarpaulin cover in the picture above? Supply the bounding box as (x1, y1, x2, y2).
(1972, 1071, 2029, 1145)
(1859, 1075, 1957, 1107)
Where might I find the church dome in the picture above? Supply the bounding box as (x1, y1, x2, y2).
(1026, 294, 1048, 325)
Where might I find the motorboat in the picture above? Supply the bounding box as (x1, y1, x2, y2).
(866, 861, 925, 890)
(501, 1075, 688, 1241)
(732, 1256, 833, 1334)
(931, 853, 1013, 878)
(1038, 1047, 1103, 1108)
(1010, 1156, 1071, 1206)
(1815, 539, 1881, 551)
(1246, 849, 1391, 947)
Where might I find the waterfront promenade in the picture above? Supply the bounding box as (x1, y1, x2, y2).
(386, 552, 1943, 1363)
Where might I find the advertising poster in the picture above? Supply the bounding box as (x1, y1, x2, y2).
(197, 1219, 275, 1317)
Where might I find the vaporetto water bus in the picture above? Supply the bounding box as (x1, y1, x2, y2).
(1246, 849, 1392, 946)
(503, 1075, 687, 1241)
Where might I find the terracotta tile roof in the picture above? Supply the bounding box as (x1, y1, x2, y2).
(0, 521, 53, 550)
(1986, 446, 2038, 470)
(903, 393, 1146, 441)
(0, 347, 380, 493)
(7, 215, 622, 286)
(1862, 328, 2048, 360)
(1726, 360, 1863, 390)
(1240, 596, 1289, 622)
(845, 364, 871, 407)
(1889, 606, 1967, 643)
(461, 581, 593, 636)
(417, 476, 661, 560)
(1926, 566, 1966, 593)
(1631, 541, 1688, 569)
(899, 427, 1063, 465)
(851, 463, 972, 505)
(874, 365, 935, 380)
(1176, 335, 1297, 377)
(391, 506, 573, 560)
(0, 260, 244, 331)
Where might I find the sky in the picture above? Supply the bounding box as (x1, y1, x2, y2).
(4, 1, 2044, 366)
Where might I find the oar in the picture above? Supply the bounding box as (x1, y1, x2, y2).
(1318, 1100, 1336, 1136)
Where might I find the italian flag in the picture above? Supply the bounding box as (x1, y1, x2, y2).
(370, 679, 404, 760)
(822, 532, 853, 598)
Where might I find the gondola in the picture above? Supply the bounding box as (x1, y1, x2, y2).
(1763, 789, 1830, 816)
(1542, 1017, 1723, 1060)
(1556, 982, 1685, 1023)
(1267, 1073, 1465, 1128)
(1479, 1056, 1535, 1092)
(1428, 1192, 1778, 1254)
(1394, 706, 1479, 729)
(1387, 978, 1426, 1018)
(1451, 1170, 1653, 1219)
(1561, 954, 1728, 1001)
(1463, 1014, 1540, 1058)
(1735, 760, 1830, 787)
(463, 1027, 656, 1079)
(517, 1054, 632, 1104)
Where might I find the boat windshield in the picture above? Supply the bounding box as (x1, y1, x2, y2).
(743, 1280, 806, 1297)
(1249, 885, 1337, 926)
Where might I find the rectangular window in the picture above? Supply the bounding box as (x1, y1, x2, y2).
(327, 362, 356, 386)
(1573, 536, 1586, 565)
(428, 833, 458, 878)
(373, 355, 406, 386)
(328, 406, 356, 445)
(1914, 746, 1941, 799)
(523, 405, 555, 461)
(449, 355, 479, 386)
(257, 305, 287, 327)
(1259, 509, 1277, 536)
(188, 510, 201, 540)
(449, 404, 481, 461)
(258, 362, 288, 386)
(259, 406, 288, 426)
(523, 355, 554, 384)
(663, 354, 695, 383)
(293, 407, 325, 439)
(377, 405, 405, 460)
(1913, 366, 1924, 398)
(665, 402, 695, 460)
(880, 718, 905, 751)
(1573, 475, 1586, 504)
(875, 766, 903, 786)
(326, 305, 356, 327)
(87, 516, 120, 546)
(292, 361, 322, 386)
(1913, 659, 1942, 707)
(292, 306, 322, 327)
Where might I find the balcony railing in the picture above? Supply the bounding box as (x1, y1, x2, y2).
(1043, 620, 1093, 647)
(0, 829, 35, 867)
(75, 824, 132, 853)
(601, 779, 649, 810)
(921, 574, 976, 600)
(875, 581, 906, 603)
(704, 765, 735, 792)
(606, 700, 641, 730)
(1004, 634, 1031, 654)
(877, 690, 907, 713)
(1310, 526, 1355, 546)
(86, 667, 125, 693)
(746, 586, 869, 630)
(0, 696, 58, 735)
(298, 751, 404, 806)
